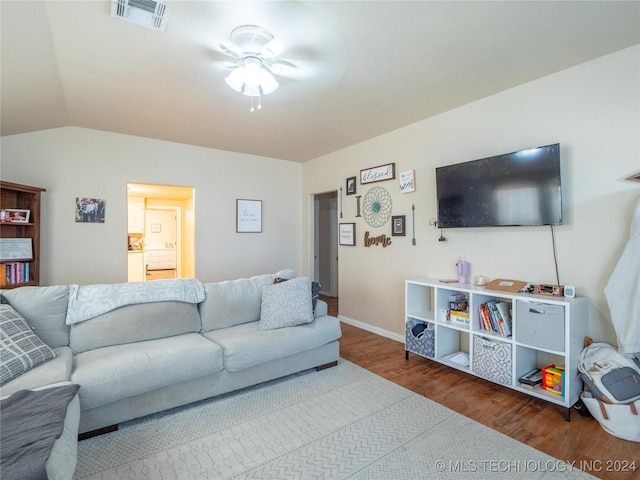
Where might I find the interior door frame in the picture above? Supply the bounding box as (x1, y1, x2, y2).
(309, 191, 338, 297)
(145, 205, 181, 277)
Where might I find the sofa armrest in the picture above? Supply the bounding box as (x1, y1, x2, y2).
(314, 300, 328, 317)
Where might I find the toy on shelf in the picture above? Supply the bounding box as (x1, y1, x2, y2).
(542, 364, 565, 396)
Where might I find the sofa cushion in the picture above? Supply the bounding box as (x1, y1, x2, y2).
(0, 305, 57, 385)
(71, 334, 223, 409)
(0, 347, 73, 396)
(260, 277, 314, 330)
(0, 285, 70, 348)
(0, 382, 80, 480)
(203, 315, 342, 372)
(70, 301, 201, 353)
(274, 277, 322, 310)
(199, 273, 275, 331)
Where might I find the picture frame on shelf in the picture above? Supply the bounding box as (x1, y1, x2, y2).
(392, 215, 406, 236)
(339, 222, 356, 246)
(5, 209, 30, 223)
(0, 238, 33, 261)
(236, 199, 262, 233)
(346, 176, 357, 195)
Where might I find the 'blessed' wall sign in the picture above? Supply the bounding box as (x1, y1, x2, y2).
(360, 163, 396, 185)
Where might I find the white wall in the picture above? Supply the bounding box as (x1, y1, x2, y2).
(302, 46, 640, 346)
(1, 127, 302, 285)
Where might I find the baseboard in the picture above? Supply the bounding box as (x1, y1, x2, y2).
(338, 315, 404, 343)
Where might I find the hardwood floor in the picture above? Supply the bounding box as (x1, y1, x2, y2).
(320, 296, 639, 480)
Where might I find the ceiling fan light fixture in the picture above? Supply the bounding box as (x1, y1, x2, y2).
(224, 67, 245, 92)
(258, 69, 279, 95)
(223, 25, 282, 110)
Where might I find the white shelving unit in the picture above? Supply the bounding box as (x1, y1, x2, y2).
(405, 278, 588, 420)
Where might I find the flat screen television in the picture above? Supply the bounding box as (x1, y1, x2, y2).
(436, 143, 562, 228)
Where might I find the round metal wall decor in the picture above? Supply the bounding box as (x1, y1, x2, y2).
(362, 186, 393, 228)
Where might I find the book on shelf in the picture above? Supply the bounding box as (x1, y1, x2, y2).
(1, 261, 30, 286)
(478, 300, 512, 337)
(495, 301, 512, 336)
(450, 309, 470, 326)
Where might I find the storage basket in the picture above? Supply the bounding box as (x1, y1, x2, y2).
(473, 336, 513, 385)
(405, 320, 435, 358)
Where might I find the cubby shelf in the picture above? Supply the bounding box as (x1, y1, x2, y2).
(405, 278, 588, 420)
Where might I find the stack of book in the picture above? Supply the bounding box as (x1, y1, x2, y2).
(478, 300, 512, 337)
(1, 262, 30, 286)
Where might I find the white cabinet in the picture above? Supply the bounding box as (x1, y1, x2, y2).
(127, 203, 144, 233)
(144, 248, 176, 271)
(405, 278, 588, 419)
(127, 252, 145, 282)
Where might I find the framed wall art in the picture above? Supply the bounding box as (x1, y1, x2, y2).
(339, 223, 356, 246)
(236, 199, 262, 233)
(346, 176, 357, 195)
(360, 163, 396, 184)
(392, 215, 406, 236)
(76, 198, 106, 223)
(399, 169, 415, 193)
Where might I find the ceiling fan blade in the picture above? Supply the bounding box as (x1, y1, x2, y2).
(267, 58, 298, 76)
(270, 59, 297, 68)
(220, 43, 243, 58)
(260, 38, 283, 59)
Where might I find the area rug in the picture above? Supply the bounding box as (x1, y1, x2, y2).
(74, 360, 595, 479)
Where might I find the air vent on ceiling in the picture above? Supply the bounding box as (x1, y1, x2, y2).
(111, 0, 171, 32)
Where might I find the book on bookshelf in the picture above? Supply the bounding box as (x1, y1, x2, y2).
(1, 262, 30, 286)
(478, 300, 512, 337)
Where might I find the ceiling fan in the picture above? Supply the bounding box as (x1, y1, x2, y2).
(220, 25, 297, 110)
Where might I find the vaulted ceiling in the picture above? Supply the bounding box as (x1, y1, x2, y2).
(2, 1, 639, 162)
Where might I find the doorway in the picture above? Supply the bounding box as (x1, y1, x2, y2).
(127, 183, 195, 281)
(312, 191, 338, 298)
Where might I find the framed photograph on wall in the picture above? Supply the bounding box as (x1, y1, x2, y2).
(339, 222, 356, 246)
(392, 215, 406, 236)
(75, 198, 106, 223)
(236, 199, 262, 233)
(346, 176, 357, 195)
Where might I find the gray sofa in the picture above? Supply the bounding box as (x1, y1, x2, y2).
(1, 270, 341, 479)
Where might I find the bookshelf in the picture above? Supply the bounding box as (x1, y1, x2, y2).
(0, 181, 46, 288)
(405, 278, 588, 420)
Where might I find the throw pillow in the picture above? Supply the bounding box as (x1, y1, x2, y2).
(260, 277, 314, 330)
(274, 277, 322, 310)
(0, 304, 57, 386)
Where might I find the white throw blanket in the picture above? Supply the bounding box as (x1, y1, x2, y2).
(66, 278, 206, 325)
